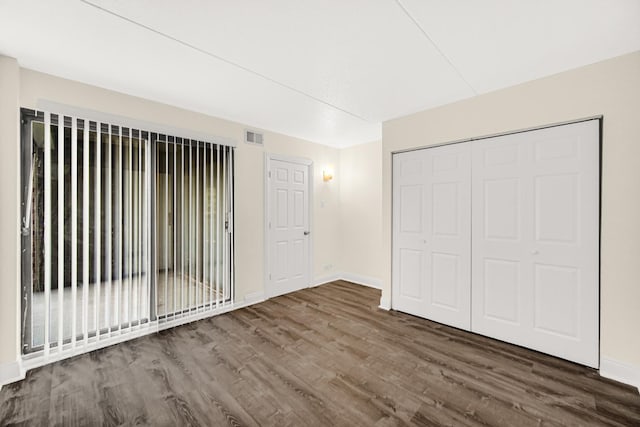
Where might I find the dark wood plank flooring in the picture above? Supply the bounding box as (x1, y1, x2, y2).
(1, 281, 639, 426)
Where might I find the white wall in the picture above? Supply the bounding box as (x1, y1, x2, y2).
(0, 56, 21, 372)
(338, 141, 383, 286)
(0, 62, 343, 369)
(381, 51, 640, 376)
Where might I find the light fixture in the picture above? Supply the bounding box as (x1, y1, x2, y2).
(323, 168, 333, 182)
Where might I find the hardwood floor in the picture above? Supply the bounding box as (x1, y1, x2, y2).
(1, 280, 639, 426)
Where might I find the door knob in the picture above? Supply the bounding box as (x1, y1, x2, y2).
(532, 250, 539, 255)
(304, 231, 310, 235)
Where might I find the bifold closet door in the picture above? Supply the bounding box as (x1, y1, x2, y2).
(471, 120, 599, 368)
(392, 143, 471, 330)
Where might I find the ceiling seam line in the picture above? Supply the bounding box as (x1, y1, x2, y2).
(79, 0, 373, 123)
(393, 0, 477, 96)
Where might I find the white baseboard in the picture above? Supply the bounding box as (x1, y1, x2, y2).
(240, 291, 266, 307)
(311, 273, 341, 287)
(0, 359, 25, 390)
(379, 296, 391, 311)
(339, 272, 382, 289)
(311, 273, 390, 312)
(600, 357, 640, 391)
(311, 272, 383, 290)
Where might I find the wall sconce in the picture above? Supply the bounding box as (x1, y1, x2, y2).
(323, 168, 334, 182)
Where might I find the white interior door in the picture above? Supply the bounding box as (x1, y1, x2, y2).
(267, 157, 311, 298)
(392, 143, 471, 330)
(471, 120, 600, 367)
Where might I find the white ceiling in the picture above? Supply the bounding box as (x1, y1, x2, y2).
(0, 0, 638, 147)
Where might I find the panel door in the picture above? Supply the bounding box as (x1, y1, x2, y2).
(393, 143, 471, 330)
(471, 120, 599, 367)
(268, 159, 310, 298)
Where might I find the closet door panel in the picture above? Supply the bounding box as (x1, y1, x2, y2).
(529, 121, 599, 367)
(472, 136, 530, 336)
(393, 143, 471, 330)
(393, 150, 429, 315)
(424, 144, 471, 329)
(472, 120, 600, 368)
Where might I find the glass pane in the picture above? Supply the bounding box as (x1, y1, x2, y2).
(155, 140, 227, 317)
(30, 120, 45, 348)
(21, 108, 231, 354)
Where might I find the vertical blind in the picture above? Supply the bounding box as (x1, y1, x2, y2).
(20, 108, 234, 363)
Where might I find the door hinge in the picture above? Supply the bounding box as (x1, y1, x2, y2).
(268, 170, 271, 178)
(269, 273, 272, 280)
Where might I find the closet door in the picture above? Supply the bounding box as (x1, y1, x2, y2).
(471, 120, 599, 368)
(392, 143, 471, 330)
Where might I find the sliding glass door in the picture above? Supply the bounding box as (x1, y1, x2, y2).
(154, 137, 232, 319)
(20, 108, 234, 356)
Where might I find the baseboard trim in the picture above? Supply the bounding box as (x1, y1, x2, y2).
(600, 357, 640, 391)
(0, 359, 25, 390)
(311, 272, 383, 290)
(378, 296, 391, 311)
(339, 273, 382, 289)
(311, 273, 341, 287)
(240, 291, 266, 307)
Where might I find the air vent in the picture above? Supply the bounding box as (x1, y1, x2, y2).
(245, 129, 264, 145)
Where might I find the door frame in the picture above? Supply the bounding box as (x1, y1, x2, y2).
(264, 153, 313, 298)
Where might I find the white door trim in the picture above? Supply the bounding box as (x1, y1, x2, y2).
(264, 153, 313, 298)
(390, 116, 603, 155)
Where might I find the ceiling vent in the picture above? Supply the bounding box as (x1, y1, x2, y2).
(245, 129, 264, 146)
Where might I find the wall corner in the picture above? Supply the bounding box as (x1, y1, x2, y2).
(0, 54, 22, 368)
